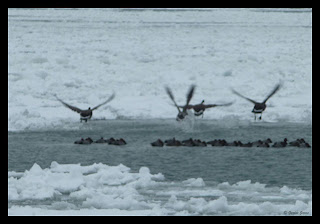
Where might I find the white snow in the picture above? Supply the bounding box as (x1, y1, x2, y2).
(8, 161, 312, 216)
(8, 8, 312, 131)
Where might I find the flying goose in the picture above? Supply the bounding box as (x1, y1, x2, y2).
(180, 100, 233, 118)
(55, 92, 115, 122)
(232, 83, 282, 120)
(165, 85, 195, 121)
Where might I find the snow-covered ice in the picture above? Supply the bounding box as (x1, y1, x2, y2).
(8, 8, 312, 131)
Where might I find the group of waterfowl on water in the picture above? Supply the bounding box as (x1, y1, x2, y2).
(74, 137, 127, 145)
(74, 136, 310, 148)
(150, 137, 311, 148)
(55, 82, 282, 122)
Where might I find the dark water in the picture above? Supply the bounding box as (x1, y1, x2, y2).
(8, 119, 312, 190)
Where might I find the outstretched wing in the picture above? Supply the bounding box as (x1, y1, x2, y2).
(262, 83, 281, 103)
(165, 86, 181, 113)
(91, 92, 116, 111)
(185, 85, 196, 108)
(204, 102, 233, 108)
(231, 89, 258, 104)
(54, 94, 83, 113)
(178, 105, 194, 109)
(176, 85, 195, 112)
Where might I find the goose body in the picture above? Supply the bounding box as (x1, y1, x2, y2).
(181, 100, 233, 117)
(95, 137, 107, 143)
(272, 138, 288, 148)
(74, 137, 93, 144)
(151, 139, 164, 147)
(165, 138, 182, 146)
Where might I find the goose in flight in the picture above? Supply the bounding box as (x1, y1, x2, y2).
(54, 92, 115, 122)
(232, 83, 282, 120)
(165, 85, 195, 121)
(179, 100, 233, 118)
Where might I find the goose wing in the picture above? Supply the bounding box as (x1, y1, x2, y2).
(185, 85, 195, 109)
(54, 95, 83, 113)
(204, 102, 233, 108)
(262, 83, 281, 103)
(91, 92, 116, 111)
(165, 86, 181, 113)
(231, 89, 258, 104)
(178, 105, 194, 109)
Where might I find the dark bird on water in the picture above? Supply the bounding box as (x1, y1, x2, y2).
(74, 137, 93, 144)
(289, 138, 311, 148)
(165, 85, 195, 121)
(55, 92, 115, 122)
(180, 100, 233, 118)
(231, 83, 282, 120)
(272, 138, 288, 148)
(151, 139, 164, 147)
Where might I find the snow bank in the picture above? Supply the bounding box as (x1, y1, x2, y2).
(8, 8, 312, 131)
(8, 162, 312, 216)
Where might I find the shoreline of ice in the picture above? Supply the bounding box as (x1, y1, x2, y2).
(8, 161, 312, 216)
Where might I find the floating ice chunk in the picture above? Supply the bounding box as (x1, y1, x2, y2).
(28, 163, 43, 175)
(217, 180, 267, 192)
(165, 195, 229, 215)
(182, 178, 205, 187)
(204, 196, 229, 214)
(166, 195, 187, 212)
